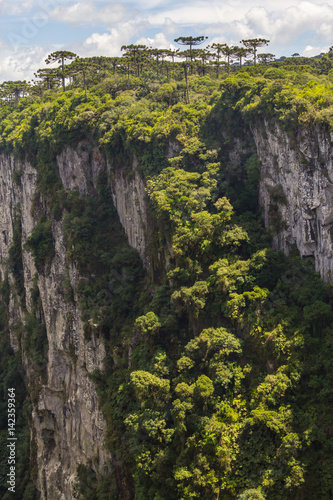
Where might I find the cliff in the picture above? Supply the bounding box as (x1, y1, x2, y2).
(254, 121, 333, 280)
(0, 146, 148, 499)
(2, 118, 333, 499)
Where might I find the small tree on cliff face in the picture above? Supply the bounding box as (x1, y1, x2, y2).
(241, 38, 270, 66)
(45, 50, 77, 91)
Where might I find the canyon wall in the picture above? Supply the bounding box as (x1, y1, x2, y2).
(2, 120, 333, 497)
(0, 145, 149, 499)
(253, 121, 333, 280)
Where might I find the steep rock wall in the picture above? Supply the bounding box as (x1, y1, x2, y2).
(58, 144, 150, 268)
(253, 121, 333, 280)
(0, 143, 151, 499)
(2, 119, 333, 497)
(110, 157, 150, 269)
(0, 152, 110, 499)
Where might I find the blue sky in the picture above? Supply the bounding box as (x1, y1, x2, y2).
(0, 0, 332, 81)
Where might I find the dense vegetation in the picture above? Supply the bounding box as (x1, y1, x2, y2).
(1, 45, 333, 499)
(0, 277, 39, 500)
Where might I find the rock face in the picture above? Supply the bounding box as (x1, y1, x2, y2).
(253, 121, 333, 281)
(58, 144, 150, 267)
(110, 157, 150, 268)
(0, 152, 110, 499)
(0, 144, 150, 499)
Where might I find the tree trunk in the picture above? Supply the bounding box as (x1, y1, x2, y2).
(84, 74, 87, 102)
(184, 64, 190, 104)
(61, 57, 65, 91)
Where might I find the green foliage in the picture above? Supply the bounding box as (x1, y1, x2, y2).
(0, 278, 40, 499)
(8, 206, 25, 303)
(194, 374, 214, 399)
(12, 169, 23, 186)
(135, 312, 161, 336)
(130, 371, 170, 404)
(22, 313, 48, 377)
(237, 489, 266, 500)
(81, 75, 333, 498)
(76, 463, 115, 500)
(25, 218, 54, 271)
(62, 170, 145, 341)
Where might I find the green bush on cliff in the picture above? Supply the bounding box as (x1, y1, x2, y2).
(25, 218, 54, 271)
(0, 278, 40, 499)
(8, 206, 25, 303)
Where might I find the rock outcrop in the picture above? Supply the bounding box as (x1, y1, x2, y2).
(253, 121, 333, 281)
(110, 157, 150, 268)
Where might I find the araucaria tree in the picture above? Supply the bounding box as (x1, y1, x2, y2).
(121, 44, 148, 77)
(210, 43, 226, 77)
(1, 80, 30, 106)
(174, 36, 208, 73)
(67, 58, 97, 101)
(257, 53, 275, 64)
(34, 68, 60, 90)
(221, 44, 237, 76)
(232, 46, 249, 68)
(45, 50, 77, 90)
(241, 38, 270, 65)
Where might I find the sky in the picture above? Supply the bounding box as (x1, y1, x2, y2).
(0, 0, 332, 82)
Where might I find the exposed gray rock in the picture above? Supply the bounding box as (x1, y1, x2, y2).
(0, 152, 109, 499)
(57, 142, 106, 195)
(110, 156, 150, 268)
(58, 143, 150, 268)
(253, 120, 333, 280)
(0, 140, 154, 498)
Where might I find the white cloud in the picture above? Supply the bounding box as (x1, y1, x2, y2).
(192, 1, 333, 52)
(0, 0, 57, 16)
(0, 45, 48, 81)
(76, 19, 148, 56)
(49, 1, 127, 26)
(269, 2, 333, 44)
(0, 0, 332, 82)
(302, 44, 328, 56)
(148, 4, 226, 26)
(245, 6, 272, 35)
(136, 32, 175, 49)
(129, 0, 333, 59)
(161, 17, 179, 35)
